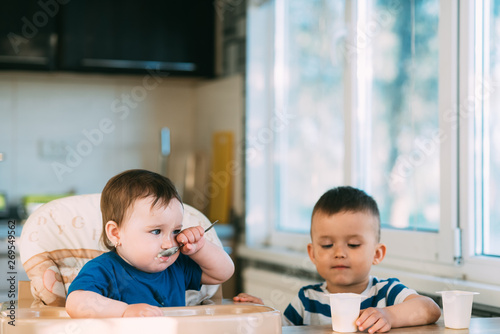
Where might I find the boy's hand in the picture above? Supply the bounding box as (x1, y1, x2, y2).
(176, 226, 206, 255)
(356, 307, 393, 333)
(122, 303, 163, 317)
(233, 293, 264, 304)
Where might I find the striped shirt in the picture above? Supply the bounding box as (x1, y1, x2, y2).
(282, 276, 417, 326)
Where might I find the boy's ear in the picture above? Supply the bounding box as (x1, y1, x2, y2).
(372, 243, 387, 265)
(307, 243, 316, 264)
(105, 221, 120, 246)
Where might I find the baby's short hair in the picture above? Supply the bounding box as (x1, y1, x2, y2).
(312, 186, 381, 242)
(100, 169, 182, 250)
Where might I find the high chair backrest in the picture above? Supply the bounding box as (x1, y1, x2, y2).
(19, 194, 223, 307)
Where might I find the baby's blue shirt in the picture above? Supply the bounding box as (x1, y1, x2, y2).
(67, 251, 202, 307)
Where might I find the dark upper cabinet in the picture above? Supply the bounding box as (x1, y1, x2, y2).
(0, 0, 58, 70)
(0, 0, 215, 77)
(59, 0, 215, 77)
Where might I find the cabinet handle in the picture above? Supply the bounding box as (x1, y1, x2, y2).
(0, 55, 49, 65)
(81, 59, 196, 72)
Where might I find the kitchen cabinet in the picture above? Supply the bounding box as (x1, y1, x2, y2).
(0, 0, 215, 77)
(0, 0, 57, 70)
(59, 0, 215, 76)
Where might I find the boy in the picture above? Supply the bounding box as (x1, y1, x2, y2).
(66, 169, 234, 318)
(235, 186, 441, 333)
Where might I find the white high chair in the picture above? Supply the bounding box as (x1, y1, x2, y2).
(18, 194, 223, 307)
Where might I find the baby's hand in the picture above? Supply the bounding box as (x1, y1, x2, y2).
(356, 307, 393, 333)
(122, 303, 163, 317)
(176, 226, 206, 255)
(233, 293, 264, 304)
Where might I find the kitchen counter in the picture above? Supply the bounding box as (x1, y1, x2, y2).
(282, 317, 500, 333)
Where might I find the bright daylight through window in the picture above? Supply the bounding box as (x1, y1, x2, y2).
(274, 0, 345, 233)
(475, 0, 500, 257)
(361, 1, 440, 232)
(245, 0, 500, 294)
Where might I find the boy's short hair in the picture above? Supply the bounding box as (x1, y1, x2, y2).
(100, 169, 182, 250)
(312, 186, 381, 242)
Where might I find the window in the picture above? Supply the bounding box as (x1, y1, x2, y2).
(274, 0, 345, 233)
(358, 0, 440, 231)
(245, 0, 500, 296)
(474, 0, 500, 257)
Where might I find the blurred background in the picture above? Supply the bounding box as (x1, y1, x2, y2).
(0, 0, 247, 300)
(1, 0, 500, 316)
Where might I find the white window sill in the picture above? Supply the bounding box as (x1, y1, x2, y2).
(237, 244, 500, 310)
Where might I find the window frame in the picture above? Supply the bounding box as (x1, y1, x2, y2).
(459, 0, 500, 282)
(245, 0, 500, 297)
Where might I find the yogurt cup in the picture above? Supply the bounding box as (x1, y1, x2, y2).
(437, 290, 479, 329)
(329, 293, 365, 332)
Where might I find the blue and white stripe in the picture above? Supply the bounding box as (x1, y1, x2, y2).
(282, 276, 417, 326)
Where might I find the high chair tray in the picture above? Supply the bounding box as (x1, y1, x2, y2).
(1, 303, 281, 334)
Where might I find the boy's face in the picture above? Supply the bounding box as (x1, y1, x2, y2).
(112, 197, 184, 273)
(307, 210, 386, 294)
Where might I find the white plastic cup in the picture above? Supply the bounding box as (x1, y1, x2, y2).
(437, 290, 479, 329)
(329, 293, 364, 333)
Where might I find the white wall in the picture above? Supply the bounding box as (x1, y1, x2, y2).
(0, 71, 198, 205)
(0, 71, 245, 218)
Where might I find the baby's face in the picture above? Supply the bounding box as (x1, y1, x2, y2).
(308, 211, 383, 293)
(116, 197, 184, 273)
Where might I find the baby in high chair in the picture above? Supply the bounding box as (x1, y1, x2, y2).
(66, 169, 234, 318)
